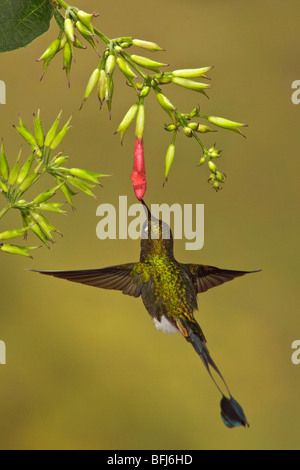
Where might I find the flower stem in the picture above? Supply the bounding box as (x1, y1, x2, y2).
(173, 109, 206, 152)
(121, 51, 148, 81)
(94, 28, 110, 46)
(56, 0, 69, 10)
(0, 205, 12, 220)
(192, 132, 206, 152)
(198, 113, 208, 120)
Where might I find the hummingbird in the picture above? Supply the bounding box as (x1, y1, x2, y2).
(32, 200, 259, 428)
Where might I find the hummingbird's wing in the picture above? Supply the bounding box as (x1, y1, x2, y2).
(176, 316, 249, 429)
(32, 264, 145, 298)
(185, 264, 260, 294)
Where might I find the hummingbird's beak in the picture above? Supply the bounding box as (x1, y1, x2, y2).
(141, 199, 151, 221)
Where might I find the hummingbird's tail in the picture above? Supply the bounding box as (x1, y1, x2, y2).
(176, 317, 249, 429)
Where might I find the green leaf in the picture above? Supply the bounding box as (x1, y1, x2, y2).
(0, 0, 54, 53)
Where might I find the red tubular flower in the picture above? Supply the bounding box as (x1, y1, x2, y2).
(131, 137, 147, 200)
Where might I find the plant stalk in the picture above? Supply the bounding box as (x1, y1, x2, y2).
(0, 205, 11, 220)
(56, 0, 69, 10)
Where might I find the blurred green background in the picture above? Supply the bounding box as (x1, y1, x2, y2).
(0, 0, 300, 450)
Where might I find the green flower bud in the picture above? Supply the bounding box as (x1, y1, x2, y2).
(38, 38, 61, 79)
(106, 78, 113, 99)
(0, 244, 37, 258)
(164, 143, 175, 181)
(76, 21, 99, 51)
(156, 73, 173, 84)
(197, 124, 216, 133)
(189, 106, 200, 118)
(17, 153, 35, 186)
(33, 189, 56, 205)
(164, 124, 176, 132)
(130, 54, 168, 71)
(56, 178, 75, 207)
(8, 152, 21, 186)
(105, 77, 114, 117)
(156, 92, 175, 112)
(115, 37, 132, 45)
(14, 118, 38, 148)
(187, 122, 198, 130)
(105, 55, 116, 76)
(45, 111, 62, 148)
(67, 176, 96, 199)
(207, 116, 248, 136)
(59, 35, 67, 50)
(115, 103, 139, 137)
(0, 143, 9, 181)
(76, 20, 94, 38)
(69, 168, 105, 184)
(116, 57, 137, 79)
(98, 69, 106, 103)
(0, 227, 29, 241)
(208, 147, 221, 158)
(31, 212, 59, 239)
(0, 181, 8, 193)
(84, 68, 100, 101)
(198, 156, 206, 166)
(120, 42, 132, 49)
(18, 173, 39, 194)
(172, 67, 212, 78)
(213, 180, 221, 191)
(172, 76, 211, 92)
(183, 127, 193, 137)
(140, 86, 150, 97)
(38, 203, 66, 214)
(38, 38, 61, 62)
(77, 10, 94, 33)
(33, 110, 44, 147)
(63, 41, 73, 85)
(216, 171, 225, 182)
(73, 36, 87, 49)
(49, 118, 72, 150)
(208, 160, 217, 173)
(64, 18, 75, 43)
(132, 39, 164, 52)
(136, 103, 145, 140)
(51, 156, 69, 168)
(30, 218, 52, 243)
(27, 216, 50, 244)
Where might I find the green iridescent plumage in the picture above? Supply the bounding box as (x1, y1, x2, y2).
(33, 200, 260, 429)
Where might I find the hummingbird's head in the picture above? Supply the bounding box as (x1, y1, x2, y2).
(140, 200, 174, 260)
